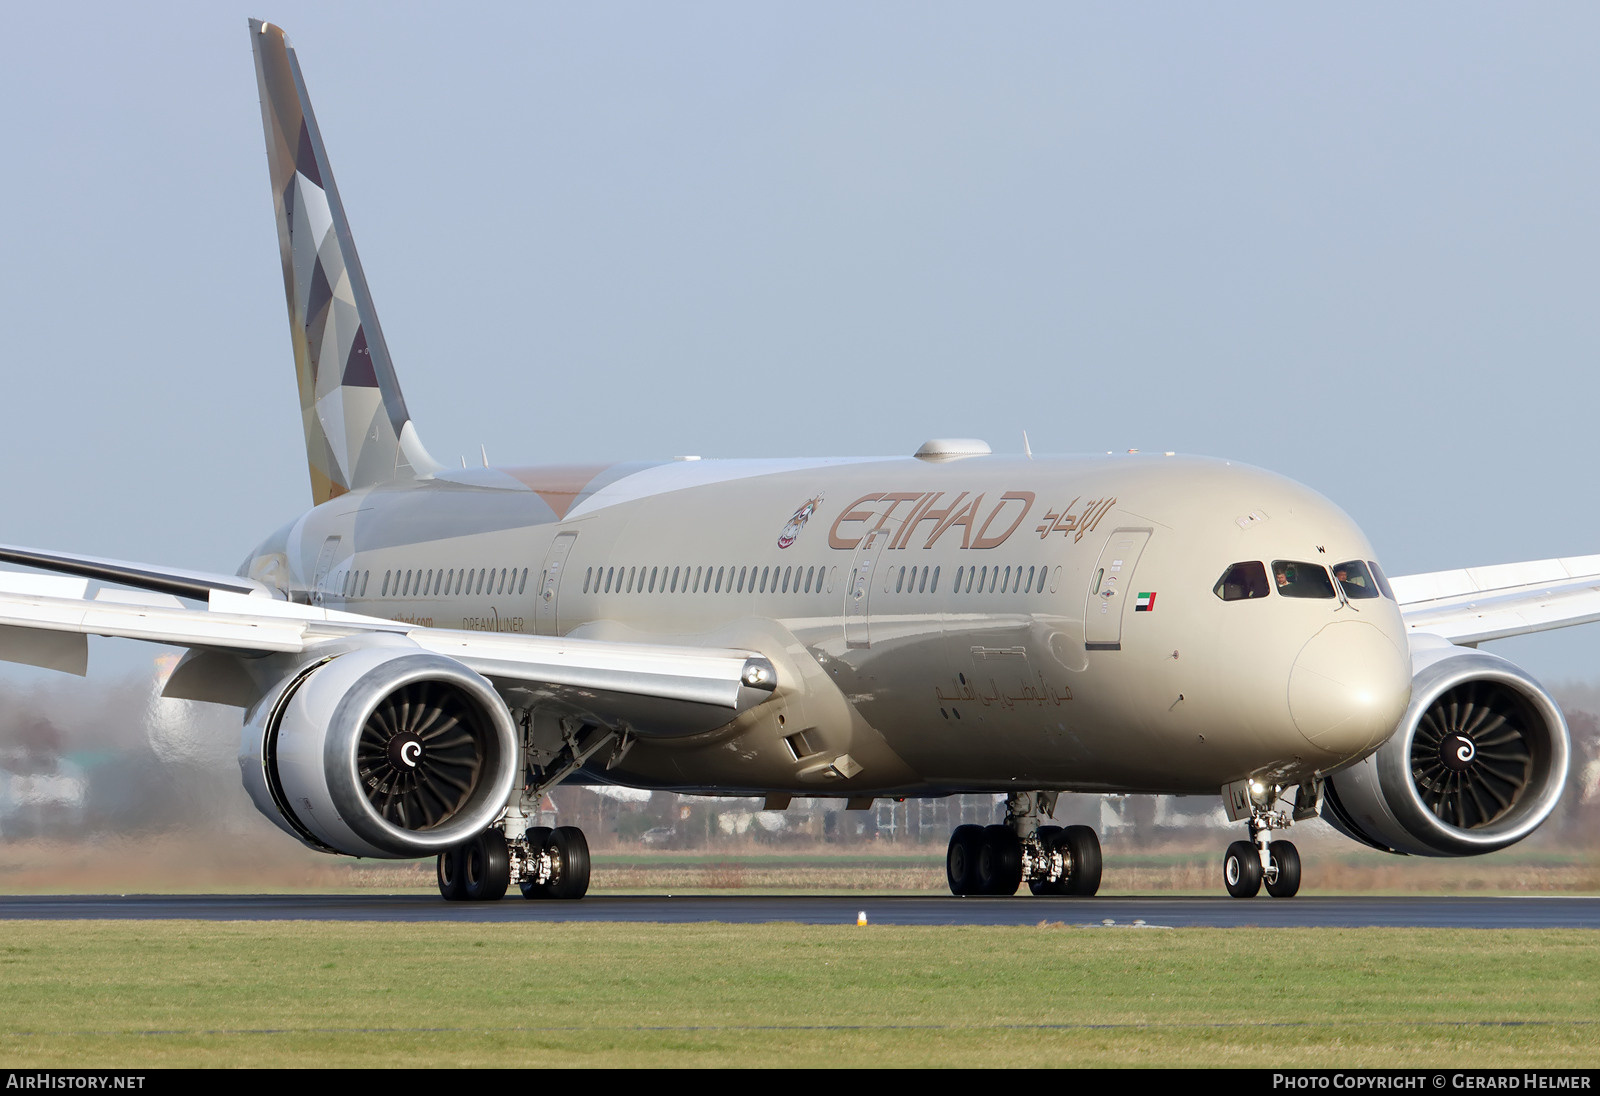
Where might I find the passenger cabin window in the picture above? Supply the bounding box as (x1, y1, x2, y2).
(1214, 561, 1270, 601)
(1332, 559, 1381, 600)
(1272, 560, 1336, 599)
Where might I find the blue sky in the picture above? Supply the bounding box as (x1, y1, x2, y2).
(2, 2, 1599, 684)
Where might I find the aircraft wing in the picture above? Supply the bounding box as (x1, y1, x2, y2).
(0, 568, 775, 737)
(1392, 554, 1600, 646)
(0, 542, 272, 600)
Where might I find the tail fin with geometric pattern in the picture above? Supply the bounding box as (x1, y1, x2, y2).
(250, 19, 438, 505)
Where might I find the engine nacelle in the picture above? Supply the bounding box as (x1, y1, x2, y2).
(240, 642, 519, 858)
(1321, 636, 1569, 856)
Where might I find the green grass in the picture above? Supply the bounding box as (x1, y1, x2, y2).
(0, 922, 1595, 1067)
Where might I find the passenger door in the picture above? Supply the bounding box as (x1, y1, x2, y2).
(1085, 529, 1151, 651)
(535, 531, 578, 635)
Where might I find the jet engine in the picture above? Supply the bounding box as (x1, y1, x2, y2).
(1321, 636, 1569, 856)
(240, 643, 519, 858)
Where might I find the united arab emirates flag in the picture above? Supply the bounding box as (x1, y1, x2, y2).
(1135, 592, 1156, 612)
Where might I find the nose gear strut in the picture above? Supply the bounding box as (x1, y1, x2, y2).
(1220, 778, 1314, 898)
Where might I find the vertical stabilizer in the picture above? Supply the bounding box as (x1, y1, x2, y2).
(250, 19, 438, 505)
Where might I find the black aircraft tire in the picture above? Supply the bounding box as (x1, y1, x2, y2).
(464, 829, 511, 902)
(519, 826, 554, 899)
(981, 825, 1024, 897)
(946, 824, 984, 895)
(1028, 826, 1070, 896)
(548, 826, 592, 900)
(436, 845, 467, 902)
(1063, 825, 1102, 896)
(1265, 840, 1302, 899)
(1224, 840, 1264, 898)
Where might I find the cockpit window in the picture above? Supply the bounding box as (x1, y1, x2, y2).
(1214, 561, 1270, 601)
(1367, 560, 1395, 600)
(1272, 560, 1335, 599)
(1332, 559, 1381, 600)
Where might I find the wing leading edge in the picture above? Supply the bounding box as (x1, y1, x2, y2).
(0, 567, 776, 739)
(1393, 553, 1600, 646)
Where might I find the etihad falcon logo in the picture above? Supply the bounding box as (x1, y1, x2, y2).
(388, 732, 424, 771)
(778, 494, 824, 549)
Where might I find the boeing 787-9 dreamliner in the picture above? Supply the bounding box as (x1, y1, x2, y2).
(0, 21, 1590, 901)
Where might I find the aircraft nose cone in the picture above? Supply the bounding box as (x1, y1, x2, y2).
(1289, 620, 1411, 757)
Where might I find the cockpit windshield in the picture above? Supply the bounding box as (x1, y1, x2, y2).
(1271, 560, 1335, 599)
(1215, 559, 1396, 603)
(1367, 560, 1395, 600)
(1213, 561, 1270, 601)
(1332, 559, 1380, 600)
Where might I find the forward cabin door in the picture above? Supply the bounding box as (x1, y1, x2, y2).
(1084, 528, 1151, 651)
(844, 520, 895, 649)
(535, 531, 578, 636)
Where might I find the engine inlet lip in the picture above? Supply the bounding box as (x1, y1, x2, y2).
(1376, 654, 1569, 854)
(323, 652, 518, 857)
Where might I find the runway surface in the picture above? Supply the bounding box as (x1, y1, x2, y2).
(1, 893, 1597, 928)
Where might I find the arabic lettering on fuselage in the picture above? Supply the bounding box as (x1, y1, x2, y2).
(1034, 496, 1118, 543)
(935, 678, 1075, 709)
(828, 491, 1117, 551)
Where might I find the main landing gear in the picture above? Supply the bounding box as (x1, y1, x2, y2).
(437, 819, 592, 901)
(516, 824, 592, 900)
(946, 791, 1102, 897)
(436, 713, 615, 902)
(1220, 780, 1312, 899)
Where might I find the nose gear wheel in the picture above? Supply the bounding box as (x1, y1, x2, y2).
(1223, 840, 1263, 898)
(1264, 840, 1301, 898)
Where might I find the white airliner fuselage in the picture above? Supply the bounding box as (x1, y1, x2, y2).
(249, 451, 1412, 800)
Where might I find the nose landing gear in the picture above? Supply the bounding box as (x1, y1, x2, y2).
(1221, 780, 1313, 898)
(945, 792, 1103, 897)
